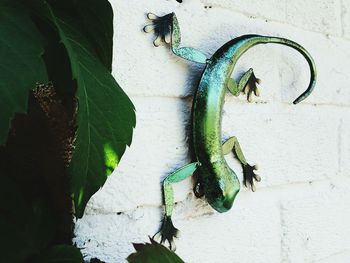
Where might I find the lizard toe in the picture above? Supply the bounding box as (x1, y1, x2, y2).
(243, 163, 261, 192)
(153, 216, 179, 251)
(147, 13, 159, 20)
(144, 13, 173, 47)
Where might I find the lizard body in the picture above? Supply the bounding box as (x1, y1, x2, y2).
(144, 13, 316, 249)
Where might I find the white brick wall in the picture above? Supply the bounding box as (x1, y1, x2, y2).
(74, 0, 350, 262)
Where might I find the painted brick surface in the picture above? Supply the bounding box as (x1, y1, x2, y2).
(200, 0, 287, 21)
(222, 103, 341, 187)
(201, 0, 342, 36)
(341, 0, 350, 39)
(285, 0, 341, 36)
(280, 179, 350, 262)
(74, 0, 350, 262)
(340, 112, 350, 177)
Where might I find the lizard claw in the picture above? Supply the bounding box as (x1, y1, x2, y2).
(244, 71, 261, 102)
(153, 216, 179, 251)
(242, 164, 261, 192)
(144, 13, 173, 47)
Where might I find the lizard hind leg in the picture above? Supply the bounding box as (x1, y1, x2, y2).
(153, 162, 200, 250)
(227, 68, 261, 102)
(222, 136, 261, 192)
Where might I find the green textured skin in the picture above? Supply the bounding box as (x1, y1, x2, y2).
(193, 35, 317, 212)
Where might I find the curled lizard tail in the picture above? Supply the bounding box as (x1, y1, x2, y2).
(263, 36, 317, 104)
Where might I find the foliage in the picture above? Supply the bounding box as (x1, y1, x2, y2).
(37, 245, 84, 263)
(0, 86, 79, 261)
(0, 0, 135, 218)
(35, 0, 136, 218)
(0, 0, 135, 261)
(127, 239, 185, 263)
(0, 0, 48, 144)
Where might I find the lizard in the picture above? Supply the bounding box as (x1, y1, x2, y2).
(143, 12, 317, 250)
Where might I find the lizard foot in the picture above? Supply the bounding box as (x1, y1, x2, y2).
(143, 13, 173, 47)
(242, 164, 261, 192)
(244, 71, 261, 102)
(153, 216, 179, 251)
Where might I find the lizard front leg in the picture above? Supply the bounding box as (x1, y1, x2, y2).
(222, 136, 261, 192)
(144, 12, 208, 64)
(153, 162, 200, 250)
(227, 68, 261, 102)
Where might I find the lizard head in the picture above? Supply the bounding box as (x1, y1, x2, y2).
(205, 171, 240, 213)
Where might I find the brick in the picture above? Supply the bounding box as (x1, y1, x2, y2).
(111, 0, 283, 99)
(176, 195, 281, 263)
(73, 1, 350, 262)
(75, 190, 282, 263)
(110, 0, 191, 98)
(317, 250, 350, 263)
(341, 0, 350, 39)
(76, 181, 350, 263)
(286, 0, 341, 36)
(85, 97, 342, 214)
(200, 0, 287, 21)
(84, 97, 194, 214)
(201, 0, 342, 36)
(111, 0, 350, 106)
(340, 112, 350, 177)
(280, 180, 350, 262)
(74, 209, 162, 262)
(278, 34, 350, 106)
(222, 103, 340, 187)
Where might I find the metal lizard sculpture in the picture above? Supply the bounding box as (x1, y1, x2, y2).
(144, 12, 317, 250)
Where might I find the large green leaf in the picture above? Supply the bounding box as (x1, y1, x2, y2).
(38, 245, 84, 263)
(38, 0, 113, 71)
(0, 0, 48, 145)
(127, 240, 185, 263)
(76, 0, 114, 71)
(42, 1, 135, 217)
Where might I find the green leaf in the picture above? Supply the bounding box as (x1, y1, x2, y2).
(127, 240, 185, 263)
(0, 176, 55, 262)
(42, 1, 135, 217)
(38, 245, 84, 263)
(37, 0, 113, 71)
(76, 0, 114, 71)
(0, 176, 34, 262)
(0, 0, 48, 145)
